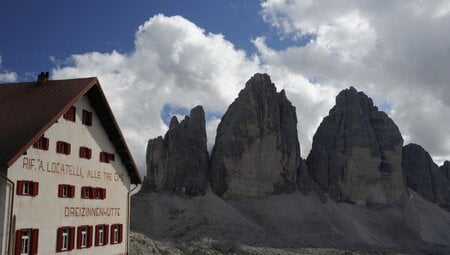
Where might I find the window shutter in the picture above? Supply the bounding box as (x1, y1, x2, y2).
(58, 184, 63, 197)
(76, 226, 82, 249)
(15, 230, 22, 255)
(88, 148, 92, 159)
(81, 187, 86, 198)
(69, 227, 75, 250)
(31, 229, 39, 254)
(70, 185, 75, 198)
(87, 225, 93, 248)
(56, 227, 63, 252)
(16, 181, 23, 195)
(104, 225, 109, 245)
(102, 188, 106, 200)
(91, 187, 97, 199)
(110, 225, 114, 244)
(118, 224, 123, 243)
(44, 137, 49, 150)
(66, 143, 71, 155)
(32, 182, 39, 196)
(94, 225, 100, 246)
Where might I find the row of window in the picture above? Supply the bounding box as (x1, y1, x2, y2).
(63, 106, 93, 126)
(16, 224, 123, 254)
(17, 181, 106, 200)
(33, 136, 115, 163)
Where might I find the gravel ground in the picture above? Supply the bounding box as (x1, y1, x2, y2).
(131, 190, 450, 255)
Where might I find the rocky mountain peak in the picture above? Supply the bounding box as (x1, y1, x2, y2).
(144, 105, 208, 196)
(402, 143, 450, 210)
(307, 87, 405, 204)
(210, 73, 305, 198)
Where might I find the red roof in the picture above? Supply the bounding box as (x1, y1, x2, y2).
(0, 77, 142, 184)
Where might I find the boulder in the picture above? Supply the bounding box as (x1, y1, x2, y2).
(307, 87, 405, 204)
(402, 144, 450, 210)
(210, 73, 304, 198)
(144, 106, 209, 196)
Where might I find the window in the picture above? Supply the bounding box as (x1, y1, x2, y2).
(79, 147, 92, 159)
(77, 225, 92, 249)
(82, 110, 92, 126)
(17, 181, 39, 196)
(95, 224, 109, 246)
(56, 227, 75, 252)
(110, 224, 123, 244)
(56, 141, 71, 155)
(99, 151, 115, 163)
(63, 106, 76, 122)
(33, 136, 49, 150)
(81, 187, 106, 200)
(58, 184, 75, 198)
(15, 229, 38, 255)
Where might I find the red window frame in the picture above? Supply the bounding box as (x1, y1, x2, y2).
(15, 228, 39, 255)
(79, 147, 92, 159)
(63, 106, 76, 122)
(81, 187, 105, 200)
(99, 152, 115, 163)
(56, 141, 71, 155)
(17, 181, 39, 196)
(58, 184, 75, 198)
(56, 226, 75, 252)
(82, 110, 93, 126)
(110, 224, 123, 244)
(76, 225, 93, 249)
(33, 136, 49, 151)
(95, 224, 109, 246)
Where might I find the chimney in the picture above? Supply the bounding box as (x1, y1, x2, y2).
(37, 72, 49, 85)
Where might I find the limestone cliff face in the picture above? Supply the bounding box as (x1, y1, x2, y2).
(441, 161, 450, 179)
(307, 87, 405, 204)
(145, 106, 208, 196)
(402, 144, 450, 210)
(210, 73, 302, 198)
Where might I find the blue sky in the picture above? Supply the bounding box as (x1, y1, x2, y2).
(0, 0, 298, 79)
(1, 0, 450, 170)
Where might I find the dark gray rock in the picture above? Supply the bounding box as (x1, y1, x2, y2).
(144, 106, 209, 196)
(307, 87, 405, 204)
(402, 144, 450, 210)
(210, 73, 308, 198)
(441, 161, 450, 179)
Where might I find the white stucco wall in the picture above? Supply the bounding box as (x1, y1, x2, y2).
(6, 95, 132, 255)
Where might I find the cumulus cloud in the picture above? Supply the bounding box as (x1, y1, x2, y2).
(53, 1, 450, 176)
(260, 0, 450, 163)
(0, 55, 18, 82)
(52, 14, 261, 174)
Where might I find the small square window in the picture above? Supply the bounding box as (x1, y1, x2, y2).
(33, 136, 49, 150)
(79, 147, 92, 159)
(82, 110, 92, 126)
(58, 184, 75, 198)
(17, 181, 39, 196)
(63, 106, 76, 122)
(56, 141, 71, 155)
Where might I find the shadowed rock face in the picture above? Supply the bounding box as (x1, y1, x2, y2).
(307, 87, 405, 204)
(144, 106, 208, 196)
(441, 161, 450, 178)
(210, 73, 304, 199)
(402, 144, 450, 210)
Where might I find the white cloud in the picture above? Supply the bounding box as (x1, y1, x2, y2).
(53, 1, 450, 176)
(52, 14, 261, 175)
(0, 55, 18, 82)
(260, 0, 450, 162)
